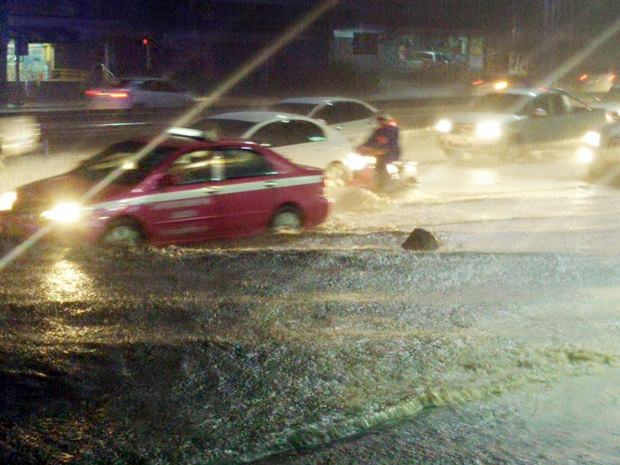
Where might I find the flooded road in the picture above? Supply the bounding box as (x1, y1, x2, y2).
(2, 135, 620, 464)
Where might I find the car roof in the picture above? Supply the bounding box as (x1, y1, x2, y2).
(132, 136, 257, 150)
(206, 111, 321, 124)
(276, 96, 371, 106)
(492, 87, 558, 97)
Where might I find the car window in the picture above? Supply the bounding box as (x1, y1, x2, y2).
(219, 148, 276, 180)
(287, 120, 326, 144)
(548, 94, 567, 115)
(157, 81, 177, 92)
(412, 52, 433, 61)
(167, 150, 223, 184)
(561, 94, 590, 112)
(251, 122, 292, 147)
(530, 95, 553, 116)
(315, 102, 373, 125)
(76, 141, 176, 185)
(340, 102, 376, 121)
(314, 104, 343, 125)
(138, 80, 156, 91)
(193, 118, 255, 139)
(269, 102, 316, 115)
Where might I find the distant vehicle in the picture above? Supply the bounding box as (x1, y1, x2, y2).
(85, 78, 195, 110)
(403, 51, 451, 72)
(0, 138, 329, 246)
(269, 97, 378, 144)
(181, 111, 358, 186)
(556, 67, 617, 95)
(469, 73, 536, 95)
(0, 115, 41, 162)
(435, 88, 609, 161)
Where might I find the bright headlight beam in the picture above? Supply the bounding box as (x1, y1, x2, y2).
(0, 0, 340, 271)
(0, 191, 17, 211)
(576, 147, 595, 165)
(435, 119, 453, 133)
(475, 122, 502, 140)
(583, 131, 601, 148)
(41, 202, 82, 223)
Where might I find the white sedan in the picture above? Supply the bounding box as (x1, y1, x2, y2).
(269, 97, 378, 145)
(85, 78, 195, 110)
(175, 111, 360, 185)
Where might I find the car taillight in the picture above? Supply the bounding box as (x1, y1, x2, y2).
(84, 89, 129, 98)
(472, 79, 485, 86)
(579, 73, 589, 82)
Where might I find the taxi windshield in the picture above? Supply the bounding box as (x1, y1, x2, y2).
(75, 141, 175, 185)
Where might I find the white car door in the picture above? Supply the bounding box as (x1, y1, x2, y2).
(249, 120, 349, 169)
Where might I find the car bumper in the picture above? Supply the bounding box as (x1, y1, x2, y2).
(0, 211, 102, 243)
(438, 133, 507, 156)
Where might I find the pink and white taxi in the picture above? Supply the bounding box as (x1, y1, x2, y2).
(0, 138, 329, 246)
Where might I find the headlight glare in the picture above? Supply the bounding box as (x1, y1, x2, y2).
(41, 202, 81, 223)
(0, 191, 17, 211)
(576, 147, 595, 164)
(583, 131, 601, 148)
(475, 121, 502, 140)
(435, 119, 453, 133)
(344, 153, 375, 171)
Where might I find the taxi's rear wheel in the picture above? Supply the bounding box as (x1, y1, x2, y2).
(269, 207, 303, 234)
(101, 219, 145, 247)
(324, 162, 349, 188)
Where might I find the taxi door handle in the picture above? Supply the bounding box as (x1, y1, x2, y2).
(202, 186, 220, 195)
(264, 181, 277, 188)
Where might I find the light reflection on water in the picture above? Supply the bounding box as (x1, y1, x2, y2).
(43, 259, 93, 302)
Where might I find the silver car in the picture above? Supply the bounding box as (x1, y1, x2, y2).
(435, 88, 609, 161)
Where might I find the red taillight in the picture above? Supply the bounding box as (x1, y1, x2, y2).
(85, 89, 129, 98)
(579, 73, 589, 82)
(472, 79, 485, 86)
(610, 74, 617, 82)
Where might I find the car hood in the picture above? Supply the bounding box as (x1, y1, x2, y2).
(13, 172, 130, 213)
(442, 112, 526, 125)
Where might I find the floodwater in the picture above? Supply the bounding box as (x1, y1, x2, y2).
(2, 144, 620, 464)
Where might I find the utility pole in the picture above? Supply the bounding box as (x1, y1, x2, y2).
(0, 0, 8, 104)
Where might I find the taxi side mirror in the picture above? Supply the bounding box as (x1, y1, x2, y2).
(159, 173, 179, 188)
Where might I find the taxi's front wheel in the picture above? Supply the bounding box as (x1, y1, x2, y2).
(101, 219, 145, 247)
(269, 207, 303, 234)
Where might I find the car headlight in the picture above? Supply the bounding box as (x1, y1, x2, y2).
(0, 191, 17, 211)
(493, 80, 509, 90)
(583, 130, 601, 148)
(41, 202, 82, 223)
(475, 121, 502, 140)
(343, 153, 376, 171)
(576, 147, 595, 164)
(435, 119, 453, 133)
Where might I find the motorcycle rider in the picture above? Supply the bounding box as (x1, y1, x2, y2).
(356, 112, 401, 191)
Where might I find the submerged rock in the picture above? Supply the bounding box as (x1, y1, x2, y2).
(401, 228, 439, 251)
